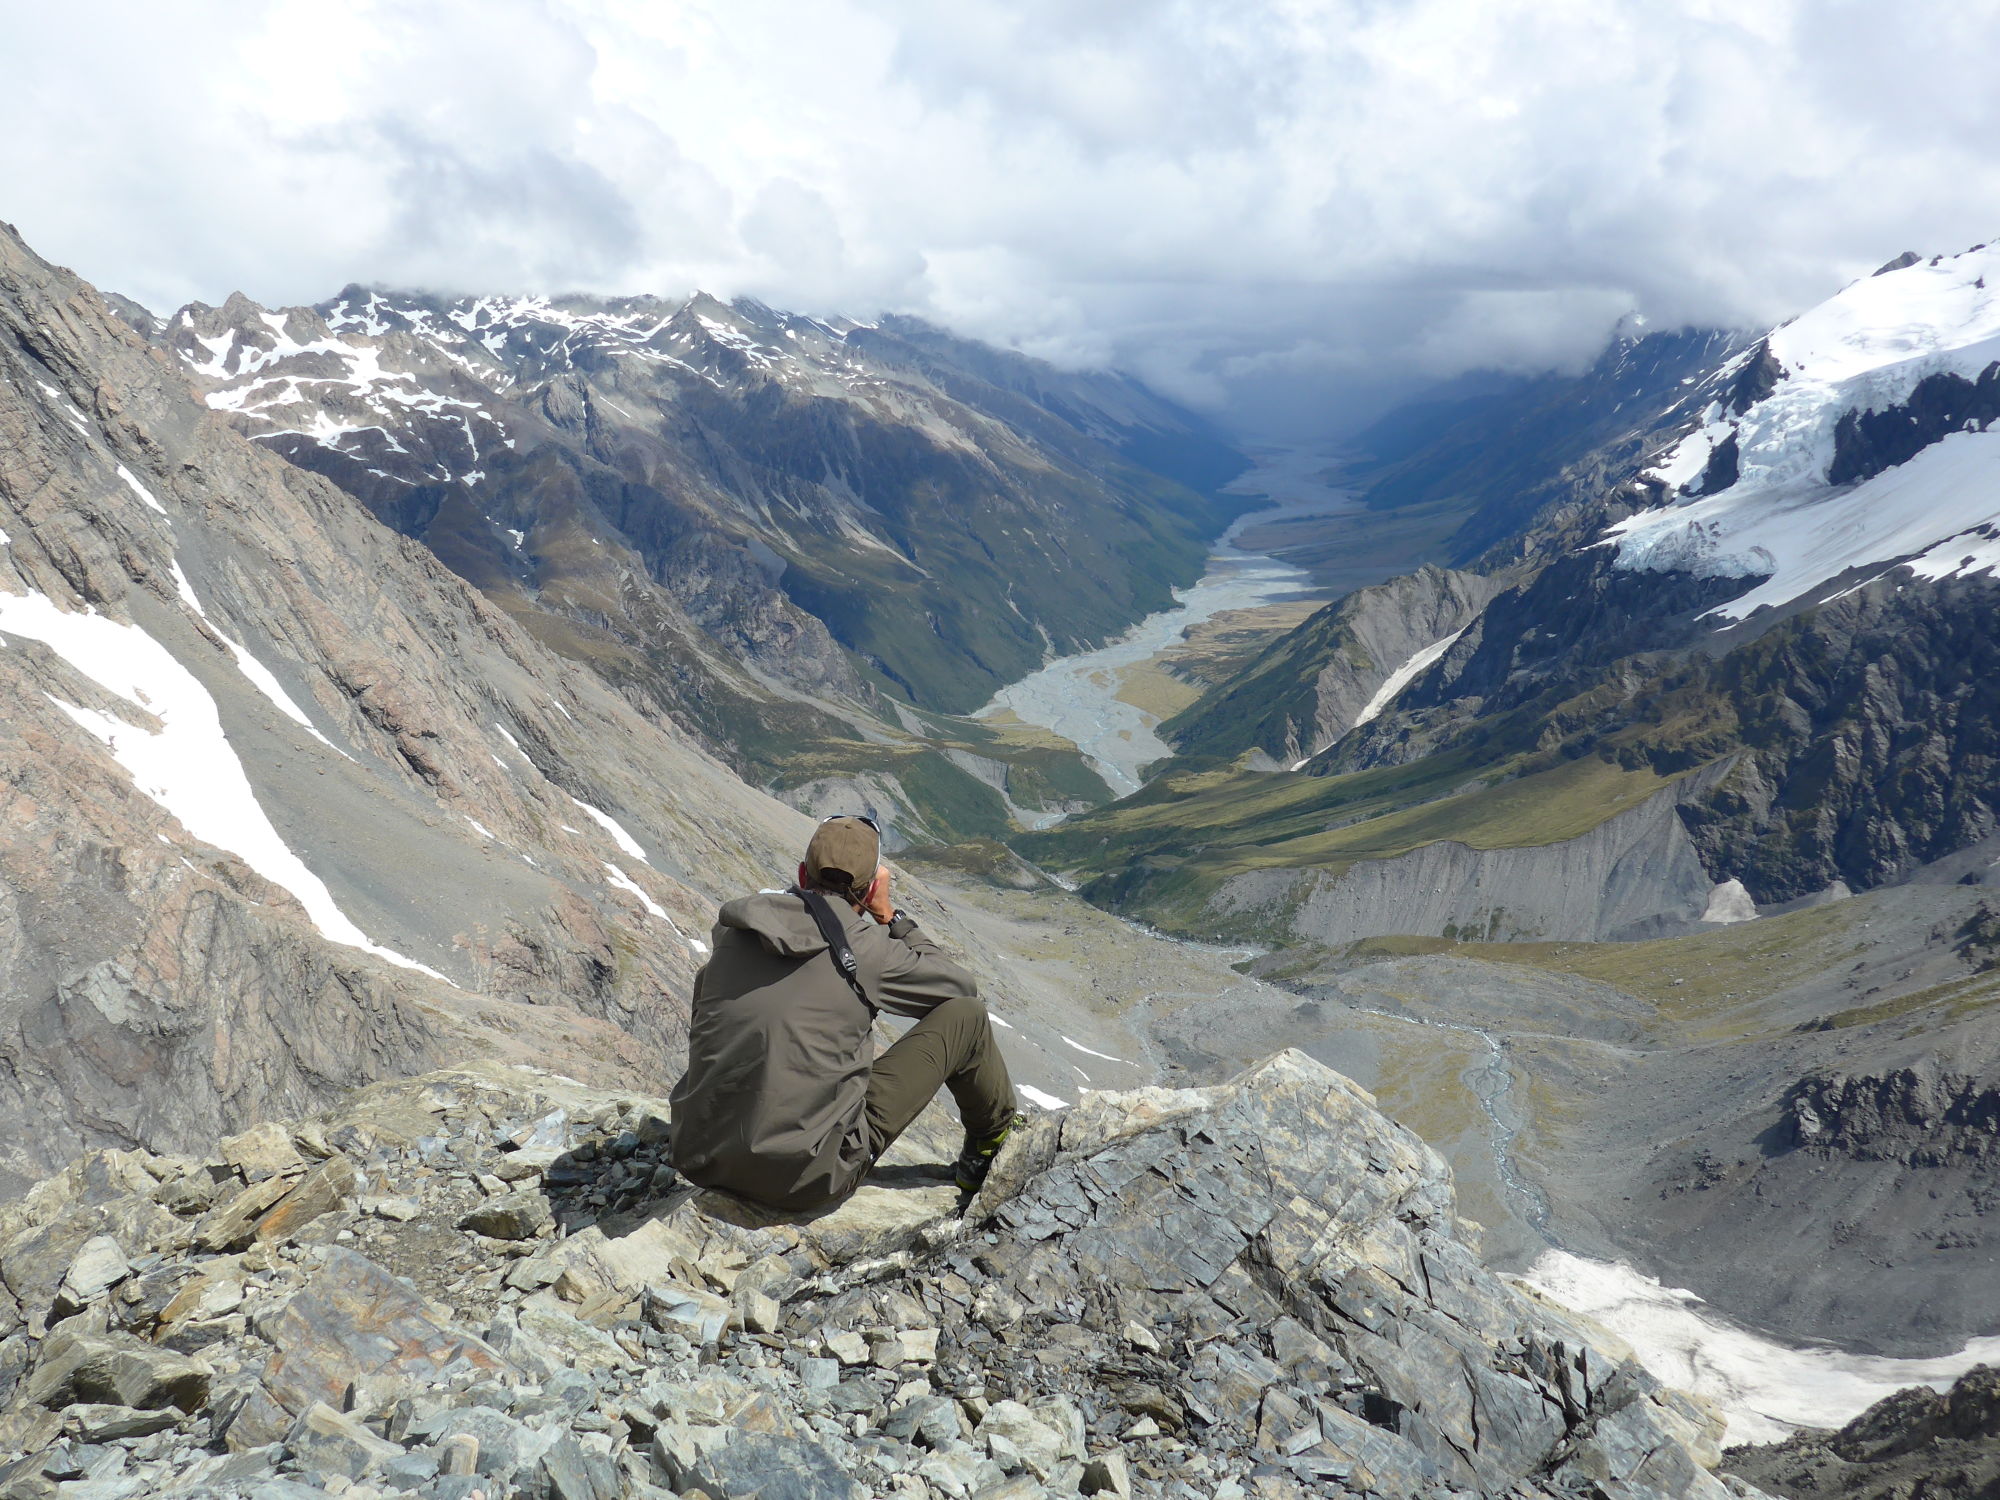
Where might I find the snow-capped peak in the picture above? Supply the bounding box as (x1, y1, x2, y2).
(1609, 241, 2000, 618)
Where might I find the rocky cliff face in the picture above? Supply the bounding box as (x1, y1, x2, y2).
(1206, 765, 1727, 947)
(0, 1050, 1765, 1500)
(1784, 1061, 2000, 1166)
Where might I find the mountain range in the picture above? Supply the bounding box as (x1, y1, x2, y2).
(0, 222, 1207, 1207)
(131, 283, 1245, 848)
(2, 205, 1998, 1493)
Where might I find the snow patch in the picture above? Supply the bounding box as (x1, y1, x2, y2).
(0, 587, 447, 982)
(1523, 1250, 2000, 1445)
(1609, 244, 2000, 618)
(1017, 1084, 1069, 1110)
(1352, 627, 1466, 730)
(1642, 416, 1723, 490)
(570, 796, 648, 863)
(604, 862, 708, 956)
(170, 560, 345, 757)
(1061, 1035, 1127, 1064)
(1611, 428, 2000, 616)
(1291, 626, 1468, 768)
(603, 862, 668, 920)
(116, 465, 168, 516)
(36, 381, 91, 432)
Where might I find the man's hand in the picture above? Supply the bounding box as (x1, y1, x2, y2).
(863, 864, 896, 925)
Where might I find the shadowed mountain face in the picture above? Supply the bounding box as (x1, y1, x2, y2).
(142, 286, 1246, 845)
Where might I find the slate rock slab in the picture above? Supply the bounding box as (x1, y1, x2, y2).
(255, 1248, 513, 1418)
(23, 1328, 211, 1412)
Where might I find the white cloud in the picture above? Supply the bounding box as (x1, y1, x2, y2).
(7, 0, 2000, 436)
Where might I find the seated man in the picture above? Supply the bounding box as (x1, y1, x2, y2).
(668, 815, 1018, 1210)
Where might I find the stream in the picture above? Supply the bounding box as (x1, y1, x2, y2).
(976, 447, 1352, 796)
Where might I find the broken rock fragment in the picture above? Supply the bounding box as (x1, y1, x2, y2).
(457, 1190, 552, 1241)
(24, 1328, 211, 1412)
(50, 1235, 129, 1318)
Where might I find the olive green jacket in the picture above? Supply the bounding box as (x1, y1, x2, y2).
(667, 890, 976, 1210)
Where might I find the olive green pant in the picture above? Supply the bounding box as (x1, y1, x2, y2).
(863, 994, 1015, 1160)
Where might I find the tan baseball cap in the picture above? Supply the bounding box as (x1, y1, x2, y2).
(803, 815, 880, 902)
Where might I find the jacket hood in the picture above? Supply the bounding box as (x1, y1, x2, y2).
(717, 889, 842, 958)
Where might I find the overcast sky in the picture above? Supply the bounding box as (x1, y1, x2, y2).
(5, 0, 1999, 437)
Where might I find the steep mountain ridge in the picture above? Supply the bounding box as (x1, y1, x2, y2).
(147, 283, 1245, 845)
(1160, 564, 1507, 770)
(0, 220, 776, 1195)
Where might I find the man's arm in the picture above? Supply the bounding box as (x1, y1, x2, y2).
(860, 865, 976, 1018)
(875, 912, 978, 1019)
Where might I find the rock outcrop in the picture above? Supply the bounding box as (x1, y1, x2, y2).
(1784, 1062, 2000, 1165)
(0, 1051, 1762, 1499)
(1722, 1365, 2000, 1500)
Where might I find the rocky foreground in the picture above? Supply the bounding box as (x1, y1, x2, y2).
(0, 1051, 1766, 1499)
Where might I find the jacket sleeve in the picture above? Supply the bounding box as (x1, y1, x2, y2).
(874, 917, 978, 1019)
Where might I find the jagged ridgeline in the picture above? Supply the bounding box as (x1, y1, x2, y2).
(139, 284, 1249, 846)
(0, 1052, 1772, 1499)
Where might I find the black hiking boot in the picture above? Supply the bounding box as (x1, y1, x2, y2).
(955, 1111, 1022, 1193)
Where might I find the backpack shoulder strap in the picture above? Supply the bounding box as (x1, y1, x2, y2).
(794, 887, 874, 1011)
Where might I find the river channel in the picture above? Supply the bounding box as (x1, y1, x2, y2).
(975, 447, 1353, 796)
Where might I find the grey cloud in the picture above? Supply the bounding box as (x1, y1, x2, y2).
(6, 0, 1999, 439)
